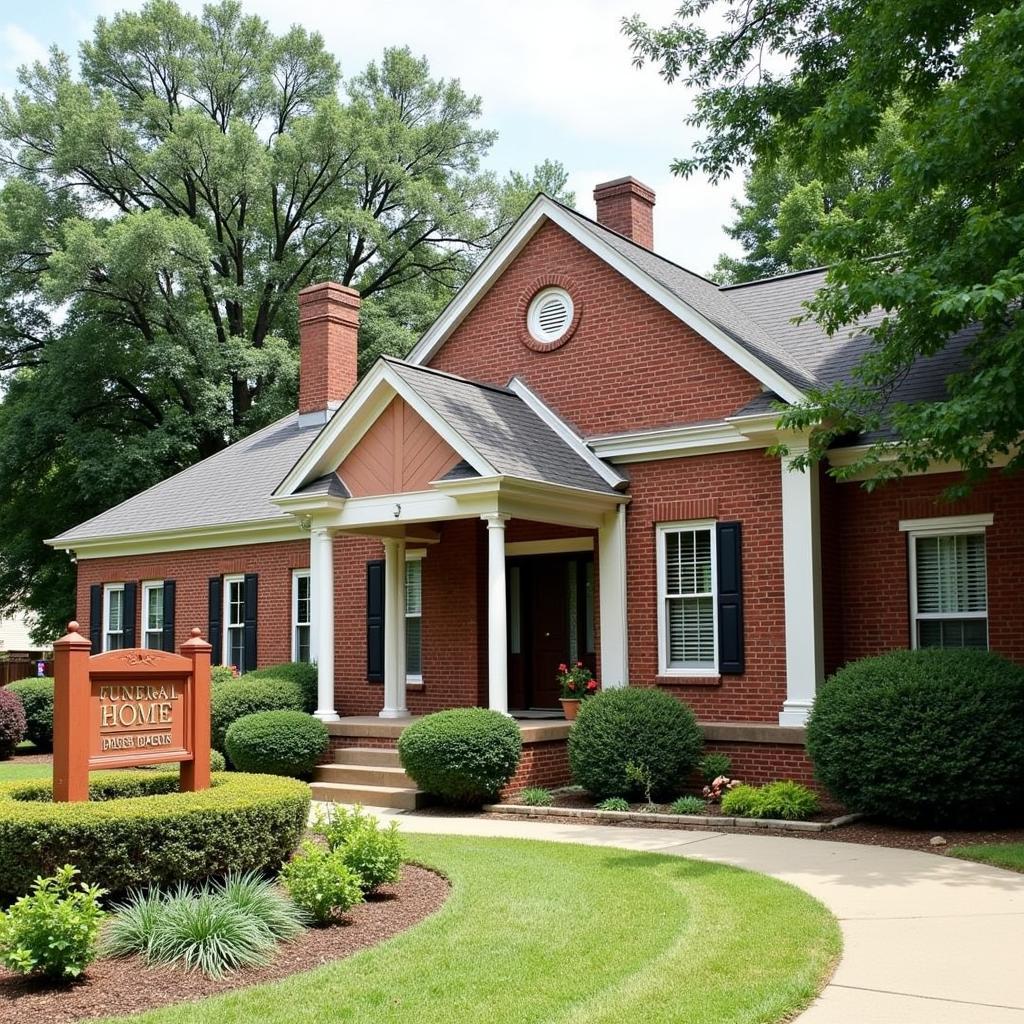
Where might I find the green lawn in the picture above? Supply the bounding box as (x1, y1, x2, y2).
(0, 760, 51, 781)
(950, 842, 1024, 873)
(96, 833, 839, 1024)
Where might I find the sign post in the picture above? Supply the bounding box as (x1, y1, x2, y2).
(52, 622, 213, 803)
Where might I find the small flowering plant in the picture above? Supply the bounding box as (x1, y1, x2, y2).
(702, 775, 742, 804)
(557, 661, 598, 700)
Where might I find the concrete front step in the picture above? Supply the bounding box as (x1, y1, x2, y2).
(333, 747, 401, 768)
(314, 763, 416, 788)
(310, 781, 427, 810)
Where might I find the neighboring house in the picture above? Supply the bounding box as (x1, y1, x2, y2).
(0, 610, 53, 685)
(47, 177, 1023, 791)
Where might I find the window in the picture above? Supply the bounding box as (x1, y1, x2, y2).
(103, 583, 125, 652)
(405, 555, 423, 680)
(142, 582, 164, 650)
(657, 523, 717, 674)
(909, 528, 988, 650)
(223, 574, 246, 671)
(292, 570, 311, 663)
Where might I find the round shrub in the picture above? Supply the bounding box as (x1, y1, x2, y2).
(0, 687, 26, 759)
(224, 710, 328, 778)
(6, 678, 53, 751)
(568, 687, 702, 800)
(244, 662, 318, 714)
(210, 676, 303, 752)
(398, 708, 522, 804)
(209, 749, 227, 773)
(807, 649, 1024, 825)
(0, 771, 309, 903)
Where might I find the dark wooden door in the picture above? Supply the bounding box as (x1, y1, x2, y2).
(527, 556, 572, 708)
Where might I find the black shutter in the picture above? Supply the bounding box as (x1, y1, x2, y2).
(243, 573, 258, 673)
(122, 582, 138, 649)
(162, 579, 176, 652)
(716, 521, 744, 674)
(208, 577, 223, 666)
(89, 584, 102, 652)
(366, 560, 385, 682)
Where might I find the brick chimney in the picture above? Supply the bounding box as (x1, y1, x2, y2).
(297, 281, 359, 425)
(593, 177, 656, 249)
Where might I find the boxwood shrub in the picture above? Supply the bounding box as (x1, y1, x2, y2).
(244, 663, 319, 714)
(0, 771, 309, 904)
(0, 687, 26, 759)
(398, 708, 522, 804)
(568, 687, 702, 800)
(210, 676, 304, 753)
(225, 710, 329, 778)
(6, 678, 54, 751)
(807, 648, 1024, 825)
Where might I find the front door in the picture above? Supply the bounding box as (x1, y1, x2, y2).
(507, 553, 596, 710)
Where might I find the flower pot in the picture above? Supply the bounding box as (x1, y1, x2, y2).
(559, 698, 581, 721)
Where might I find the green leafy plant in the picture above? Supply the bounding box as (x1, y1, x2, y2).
(568, 688, 702, 800)
(625, 761, 655, 807)
(518, 788, 554, 807)
(807, 649, 1024, 825)
(669, 796, 707, 815)
(280, 843, 365, 924)
(224, 710, 328, 778)
(5, 678, 53, 751)
(314, 806, 403, 893)
(721, 782, 821, 821)
(0, 771, 309, 904)
(595, 797, 630, 812)
(0, 865, 106, 978)
(398, 708, 522, 805)
(0, 687, 26, 759)
(244, 663, 319, 714)
(211, 677, 304, 752)
(698, 753, 732, 784)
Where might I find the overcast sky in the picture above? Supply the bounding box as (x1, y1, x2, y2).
(0, 0, 745, 275)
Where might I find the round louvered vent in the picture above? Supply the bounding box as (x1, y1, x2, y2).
(527, 287, 574, 344)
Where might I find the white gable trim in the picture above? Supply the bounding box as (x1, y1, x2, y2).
(506, 377, 627, 489)
(274, 360, 498, 498)
(406, 195, 807, 405)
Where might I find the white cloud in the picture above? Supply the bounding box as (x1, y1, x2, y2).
(0, 24, 47, 76)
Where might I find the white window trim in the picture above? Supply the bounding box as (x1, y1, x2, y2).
(656, 521, 719, 677)
(405, 549, 425, 684)
(141, 581, 164, 650)
(223, 573, 245, 669)
(102, 582, 125, 653)
(906, 517, 990, 651)
(291, 569, 311, 663)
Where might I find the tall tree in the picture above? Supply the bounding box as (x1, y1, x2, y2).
(625, 2, 1024, 487)
(0, 0, 572, 638)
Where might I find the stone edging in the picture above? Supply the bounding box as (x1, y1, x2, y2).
(483, 802, 864, 833)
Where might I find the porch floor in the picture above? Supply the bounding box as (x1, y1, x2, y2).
(326, 714, 572, 744)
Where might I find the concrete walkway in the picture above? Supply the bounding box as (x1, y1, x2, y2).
(361, 808, 1024, 1023)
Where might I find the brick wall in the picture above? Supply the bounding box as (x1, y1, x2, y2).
(429, 220, 763, 436)
(500, 739, 572, 799)
(621, 448, 786, 722)
(702, 740, 817, 790)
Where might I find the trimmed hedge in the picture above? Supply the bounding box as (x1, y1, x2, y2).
(398, 708, 522, 804)
(6, 678, 53, 751)
(225, 710, 329, 778)
(244, 663, 318, 714)
(210, 676, 304, 753)
(568, 687, 703, 800)
(0, 771, 309, 904)
(807, 649, 1024, 825)
(0, 688, 26, 759)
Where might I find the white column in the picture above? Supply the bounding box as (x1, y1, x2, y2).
(380, 537, 408, 718)
(483, 514, 510, 715)
(779, 449, 824, 725)
(598, 504, 629, 688)
(311, 527, 339, 722)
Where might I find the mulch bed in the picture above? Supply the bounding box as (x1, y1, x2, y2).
(0, 864, 449, 1024)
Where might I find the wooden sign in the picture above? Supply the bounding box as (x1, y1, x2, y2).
(53, 623, 212, 802)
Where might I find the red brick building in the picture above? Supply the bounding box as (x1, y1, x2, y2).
(50, 178, 1021, 792)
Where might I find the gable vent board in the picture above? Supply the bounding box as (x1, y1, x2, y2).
(528, 288, 573, 342)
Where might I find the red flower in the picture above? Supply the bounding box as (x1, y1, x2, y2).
(586, 679, 598, 691)
(575, 661, 583, 668)
(558, 663, 568, 673)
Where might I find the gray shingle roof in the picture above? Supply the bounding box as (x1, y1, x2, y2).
(52, 414, 322, 544)
(383, 359, 619, 494)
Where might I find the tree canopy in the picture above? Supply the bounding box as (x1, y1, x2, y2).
(0, 0, 572, 638)
(625, 2, 1024, 488)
